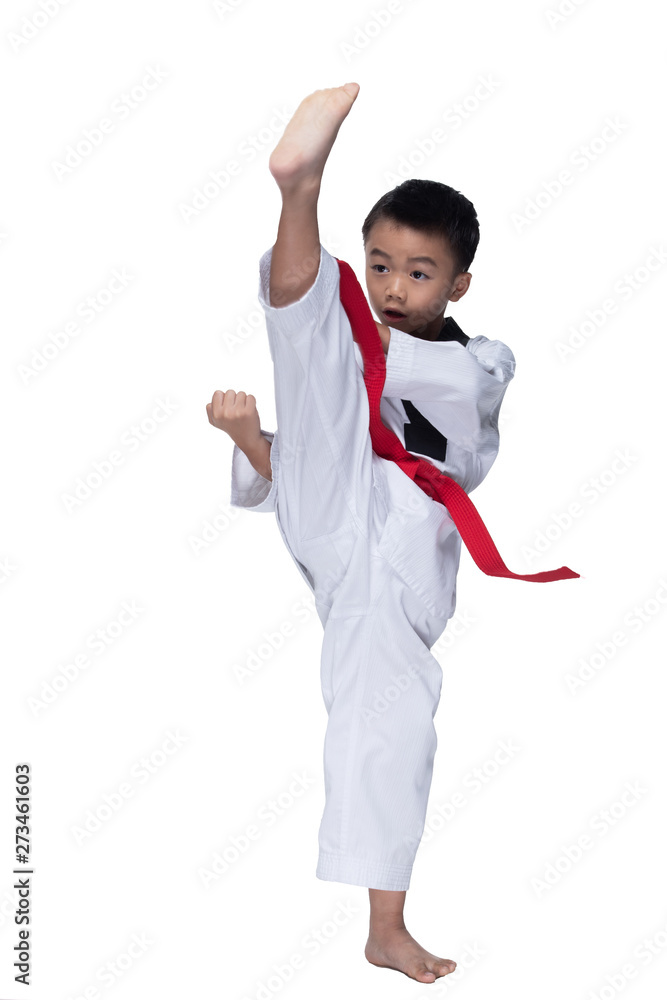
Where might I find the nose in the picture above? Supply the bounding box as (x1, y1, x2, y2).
(386, 275, 406, 301)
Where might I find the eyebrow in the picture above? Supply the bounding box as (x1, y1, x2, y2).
(368, 248, 439, 269)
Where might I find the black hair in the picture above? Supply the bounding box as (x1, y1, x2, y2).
(361, 178, 480, 277)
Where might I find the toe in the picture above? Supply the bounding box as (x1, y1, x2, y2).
(429, 957, 456, 977)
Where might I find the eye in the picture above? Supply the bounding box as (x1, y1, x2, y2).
(371, 264, 429, 279)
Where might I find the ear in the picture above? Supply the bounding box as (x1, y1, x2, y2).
(448, 272, 472, 303)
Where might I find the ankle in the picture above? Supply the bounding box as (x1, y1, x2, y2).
(369, 917, 407, 936)
(277, 177, 321, 205)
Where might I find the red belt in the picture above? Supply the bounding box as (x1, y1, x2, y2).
(335, 257, 579, 583)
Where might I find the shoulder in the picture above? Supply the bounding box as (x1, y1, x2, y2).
(467, 335, 516, 382)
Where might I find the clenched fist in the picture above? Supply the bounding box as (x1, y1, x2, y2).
(206, 389, 263, 453)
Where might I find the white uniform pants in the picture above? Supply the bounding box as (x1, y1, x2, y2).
(266, 276, 453, 892)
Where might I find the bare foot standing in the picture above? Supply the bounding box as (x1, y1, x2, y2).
(365, 888, 457, 984)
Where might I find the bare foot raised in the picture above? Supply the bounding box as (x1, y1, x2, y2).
(365, 925, 457, 984)
(268, 82, 360, 192)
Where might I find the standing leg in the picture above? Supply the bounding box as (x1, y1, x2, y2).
(317, 567, 444, 887)
(317, 567, 458, 982)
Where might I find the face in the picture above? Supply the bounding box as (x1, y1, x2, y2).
(364, 218, 472, 341)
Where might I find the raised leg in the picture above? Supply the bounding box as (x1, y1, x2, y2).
(267, 83, 360, 308)
(259, 83, 378, 581)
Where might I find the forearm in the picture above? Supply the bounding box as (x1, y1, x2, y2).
(242, 435, 272, 482)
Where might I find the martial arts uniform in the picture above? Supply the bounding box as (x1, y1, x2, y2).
(228, 243, 515, 891)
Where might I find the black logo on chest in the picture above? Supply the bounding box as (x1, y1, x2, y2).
(400, 399, 448, 462)
(394, 317, 469, 464)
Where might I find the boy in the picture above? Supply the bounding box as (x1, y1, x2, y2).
(206, 82, 515, 984)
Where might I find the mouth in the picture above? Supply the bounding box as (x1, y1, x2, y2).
(383, 309, 406, 322)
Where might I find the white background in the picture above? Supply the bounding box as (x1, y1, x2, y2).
(1, 0, 666, 997)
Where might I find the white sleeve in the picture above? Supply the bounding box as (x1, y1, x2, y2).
(257, 241, 341, 345)
(228, 242, 340, 513)
(229, 429, 278, 513)
(382, 330, 516, 450)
